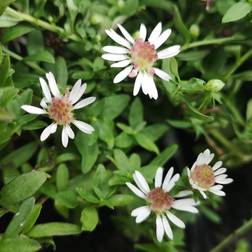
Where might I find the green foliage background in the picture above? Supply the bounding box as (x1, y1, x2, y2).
(0, 0, 252, 251)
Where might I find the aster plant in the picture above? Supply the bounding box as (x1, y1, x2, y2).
(102, 22, 180, 99)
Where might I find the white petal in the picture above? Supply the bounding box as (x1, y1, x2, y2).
(166, 212, 185, 229)
(199, 190, 207, 199)
(139, 23, 147, 41)
(105, 29, 131, 49)
(102, 53, 128, 62)
(70, 83, 87, 105)
(133, 171, 150, 194)
(50, 123, 57, 133)
(164, 173, 180, 192)
(172, 199, 198, 213)
(214, 168, 227, 176)
(153, 68, 171, 81)
(162, 167, 174, 191)
(212, 161, 223, 171)
(21, 105, 47, 115)
(133, 72, 143, 96)
(69, 79, 82, 103)
(61, 127, 69, 148)
(215, 174, 227, 181)
(174, 190, 193, 198)
(147, 76, 158, 100)
(39, 77, 52, 102)
(216, 178, 233, 184)
(131, 206, 151, 223)
(102, 45, 129, 54)
(46, 72, 61, 98)
(113, 65, 133, 83)
(210, 184, 223, 191)
(155, 167, 163, 188)
(148, 22, 162, 45)
(162, 215, 173, 240)
(172, 204, 199, 213)
(111, 60, 131, 68)
(74, 97, 96, 110)
(117, 24, 134, 43)
(65, 124, 75, 139)
(40, 98, 48, 109)
(126, 182, 146, 199)
(73, 120, 94, 134)
(157, 45, 181, 59)
(156, 215, 164, 242)
(154, 28, 172, 49)
(209, 188, 225, 196)
(40, 123, 55, 141)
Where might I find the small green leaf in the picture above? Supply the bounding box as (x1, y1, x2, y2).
(0, 87, 17, 107)
(105, 194, 135, 208)
(1, 25, 33, 43)
(80, 207, 99, 231)
(24, 51, 55, 63)
(222, 2, 252, 23)
(4, 198, 35, 238)
(28, 223, 81, 237)
(135, 133, 159, 154)
(142, 144, 178, 179)
(56, 164, 69, 191)
(0, 237, 41, 252)
(0, 171, 47, 208)
(0, 0, 15, 15)
(129, 98, 144, 129)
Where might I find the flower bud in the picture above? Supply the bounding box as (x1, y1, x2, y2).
(205, 79, 225, 92)
(189, 24, 200, 38)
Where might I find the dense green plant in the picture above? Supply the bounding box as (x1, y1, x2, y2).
(0, 0, 252, 251)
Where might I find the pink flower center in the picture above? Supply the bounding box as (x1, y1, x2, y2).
(48, 97, 73, 125)
(147, 188, 174, 213)
(191, 164, 215, 189)
(131, 39, 157, 73)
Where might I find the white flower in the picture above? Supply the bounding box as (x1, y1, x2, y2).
(126, 167, 198, 242)
(21, 72, 96, 148)
(187, 149, 233, 199)
(102, 22, 180, 100)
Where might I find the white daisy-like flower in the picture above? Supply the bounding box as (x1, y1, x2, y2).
(21, 72, 96, 148)
(187, 149, 233, 199)
(102, 22, 180, 100)
(126, 167, 198, 242)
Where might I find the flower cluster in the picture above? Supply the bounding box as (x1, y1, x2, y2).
(126, 149, 233, 242)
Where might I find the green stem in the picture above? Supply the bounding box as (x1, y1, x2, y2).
(209, 129, 244, 160)
(5, 7, 82, 42)
(3, 47, 45, 74)
(182, 36, 245, 51)
(210, 217, 252, 252)
(224, 49, 252, 81)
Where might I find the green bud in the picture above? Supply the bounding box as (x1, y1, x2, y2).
(189, 24, 200, 38)
(205, 79, 225, 92)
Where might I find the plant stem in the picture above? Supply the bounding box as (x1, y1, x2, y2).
(224, 49, 252, 81)
(3, 47, 45, 74)
(5, 7, 82, 42)
(210, 217, 252, 252)
(182, 36, 246, 51)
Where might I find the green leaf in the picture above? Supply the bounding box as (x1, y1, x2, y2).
(142, 144, 178, 179)
(0, 55, 11, 87)
(102, 95, 130, 120)
(222, 2, 252, 23)
(2, 142, 38, 168)
(28, 223, 81, 237)
(0, 237, 41, 252)
(0, 0, 15, 15)
(75, 133, 99, 174)
(113, 149, 129, 170)
(135, 133, 159, 154)
(80, 207, 99, 232)
(24, 51, 55, 63)
(1, 25, 33, 43)
(0, 171, 47, 208)
(121, 0, 139, 15)
(0, 87, 17, 107)
(105, 194, 135, 208)
(56, 164, 69, 191)
(4, 198, 35, 238)
(129, 97, 144, 129)
(55, 57, 68, 89)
